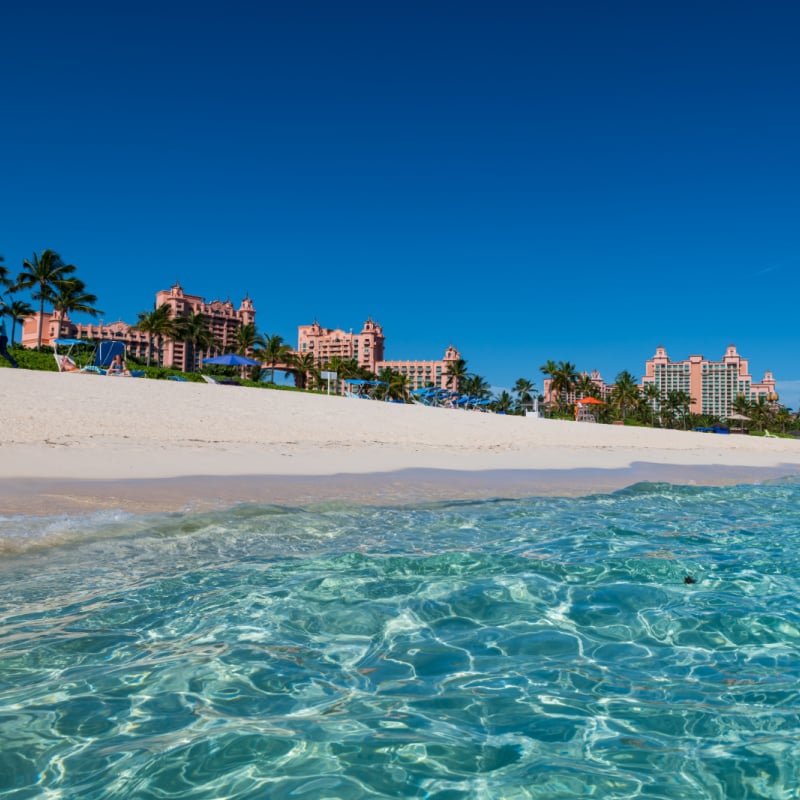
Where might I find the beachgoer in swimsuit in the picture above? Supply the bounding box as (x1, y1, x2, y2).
(106, 353, 130, 376)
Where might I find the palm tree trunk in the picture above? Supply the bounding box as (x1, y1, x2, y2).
(37, 297, 45, 349)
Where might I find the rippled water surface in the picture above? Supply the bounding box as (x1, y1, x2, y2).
(2, 481, 800, 799)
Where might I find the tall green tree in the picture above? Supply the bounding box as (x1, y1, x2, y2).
(173, 312, 217, 372)
(549, 361, 579, 413)
(539, 360, 558, 380)
(749, 396, 773, 432)
(2, 299, 34, 346)
(235, 323, 258, 355)
(285, 351, 318, 390)
(664, 389, 693, 429)
(642, 383, 662, 426)
(16, 250, 77, 348)
(134, 303, 174, 366)
(462, 374, 492, 400)
(255, 333, 292, 383)
(52, 278, 103, 319)
(575, 373, 601, 400)
(0, 255, 13, 295)
(731, 394, 752, 419)
(611, 370, 640, 420)
(513, 378, 536, 413)
(446, 358, 469, 393)
(493, 390, 514, 414)
(377, 367, 409, 402)
(774, 406, 793, 434)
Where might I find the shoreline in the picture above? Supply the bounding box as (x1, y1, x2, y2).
(3, 369, 799, 516)
(3, 463, 799, 516)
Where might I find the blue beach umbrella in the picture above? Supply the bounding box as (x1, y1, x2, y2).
(203, 353, 261, 366)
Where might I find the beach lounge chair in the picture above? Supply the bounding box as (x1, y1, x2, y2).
(764, 430, 778, 438)
(53, 338, 90, 372)
(201, 375, 219, 384)
(79, 340, 127, 374)
(168, 375, 188, 382)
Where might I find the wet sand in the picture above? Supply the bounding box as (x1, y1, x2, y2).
(3, 464, 798, 516)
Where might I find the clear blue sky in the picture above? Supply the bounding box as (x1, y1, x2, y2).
(3, 1, 799, 405)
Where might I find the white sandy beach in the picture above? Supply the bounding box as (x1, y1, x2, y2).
(2, 369, 799, 513)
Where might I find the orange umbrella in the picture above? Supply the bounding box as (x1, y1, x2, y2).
(577, 397, 604, 405)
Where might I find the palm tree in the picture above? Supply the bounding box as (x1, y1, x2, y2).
(550, 361, 579, 413)
(52, 278, 103, 319)
(446, 358, 469, 393)
(642, 383, 662, 426)
(134, 303, 174, 366)
(16, 250, 77, 348)
(462, 374, 492, 399)
(3, 299, 34, 346)
(316, 356, 363, 393)
(575, 373, 601, 400)
(255, 333, 292, 383)
(0, 255, 13, 295)
(774, 406, 793, 434)
(731, 393, 751, 418)
(377, 367, 409, 402)
(749, 396, 773, 432)
(664, 389, 693, 429)
(538, 359, 561, 416)
(285, 351, 318, 389)
(173, 312, 217, 372)
(539, 360, 558, 380)
(235, 323, 258, 356)
(611, 370, 640, 421)
(493, 390, 513, 414)
(513, 378, 536, 414)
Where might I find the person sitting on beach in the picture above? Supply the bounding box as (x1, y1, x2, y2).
(106, 353, 130, 376)
(60, 355, 78, 372)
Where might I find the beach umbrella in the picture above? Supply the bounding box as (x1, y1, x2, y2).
(203, 353, 261, 366)
(726, 412, 750, 421)
(577, 397, 605, 405)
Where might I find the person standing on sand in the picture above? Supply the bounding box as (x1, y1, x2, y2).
(0, 313, 18, 368)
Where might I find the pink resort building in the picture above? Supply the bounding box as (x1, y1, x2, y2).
(542, 344, 778, 418)
(297, 319, 462, 390)
(641, 344, 778, 417)
(297, 318, 386, 373)
(21, 282, 256, 372)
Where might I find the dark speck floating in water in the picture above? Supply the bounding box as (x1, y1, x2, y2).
(684, 575, 697, 584)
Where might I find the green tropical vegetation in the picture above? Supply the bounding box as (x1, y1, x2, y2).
(3, 299, 34, 346)
(533, 354, 798, 436)
(133, 303, 174, 366)
(52, 278, 103, 320)
(512, 378, 536, 413)
(540, 360, 579, 414)
(610, 370, 640, 421)
(445, 358, 469, 393)
(255, 333, 292, 383)
(172, 312, 218, 372)
(234, 323, 258, 356)
(284, 351, 318, 390)
(16, 250, 80, 348)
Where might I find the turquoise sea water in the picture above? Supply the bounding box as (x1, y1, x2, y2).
(2, 481, 800, 799)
